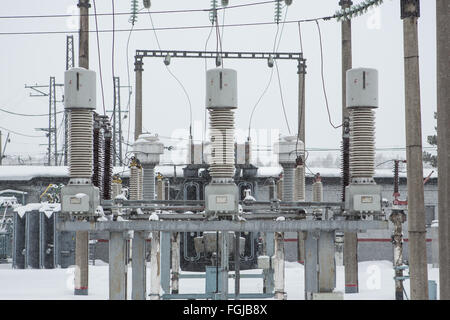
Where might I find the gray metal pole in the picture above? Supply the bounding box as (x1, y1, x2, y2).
(134, 59, 143, 141)
(0, 130, 2, 165)
(401, 0, 428, 300)
(74, 0, 90, 296)
(109, 232, 127, 300)
(436, 0, 450, 300)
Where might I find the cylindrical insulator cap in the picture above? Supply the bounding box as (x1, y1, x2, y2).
(206, 68, 237, 109)
(346, 68, 378, 108)
(64, 68, 96, 109)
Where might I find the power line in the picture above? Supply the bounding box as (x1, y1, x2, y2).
(0, 126, 46, 138)
(0, 18, 336, 36)
(0, 1, 277, 20)
(0, 107, 64, 117)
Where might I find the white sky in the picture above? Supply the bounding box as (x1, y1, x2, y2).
(0, 0, 438, 164)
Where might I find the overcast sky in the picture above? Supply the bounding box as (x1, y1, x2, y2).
(0, 0, 438, 166)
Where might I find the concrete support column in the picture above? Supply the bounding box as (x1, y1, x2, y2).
(220, 231, 229, 300)
(401, 0, 429, 300)
(134, 59, 143, 141)
(344, 232, 358, 293)
(171, 232, 180, 294)
(273, 232, 285, 300)
(109, 232, 127, 300)
(131, 231, 147, 300)
(74, 0, 91, 297)
(150, 232, 161, 300)
(436, 0, 450, 300)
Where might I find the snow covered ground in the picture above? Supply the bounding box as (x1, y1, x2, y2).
(0, 260, 440, 300)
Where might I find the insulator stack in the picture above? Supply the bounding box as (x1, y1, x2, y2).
(349, 108, 376, 182)
(313, 180, 323, 202)
(393, 160, 399, 195)
(282, 166, 296, 202)
(103, 128, 113, 200)
(138, 167, 143, 200)
(209, 108, 235, 179)
(68, 109, 93, 179)
(92, 118, 105, 198)
(295, 165, 306, 201)
(129, 163, 140, 201)
(142, 164, 155, 201)
(341, 137, 350, 201)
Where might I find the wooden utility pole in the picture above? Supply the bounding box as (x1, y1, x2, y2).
(436, 0, 450, 300)
(74, 0, 90, 296)
(401, 0, 428, 300)
(339, 0, 359, 294)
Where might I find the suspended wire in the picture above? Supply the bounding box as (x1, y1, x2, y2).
(315, 20, 342, 129)
(0, 107, 64, 117)
(0, 1, 277, 20)
(274, 59, 291, 134)
(0, 126, 46, 138)
(147, 9, 193, 137)
(111, 0, 116, 119)
(247, 4, 289, 138)
(92, 0, 106, 116)
(0, 17, 338, 36)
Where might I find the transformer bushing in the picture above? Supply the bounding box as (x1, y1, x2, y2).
(204, 68, 239, 217)
(274, 135, 304, 202)
(133, 134, 164, 201)
(345, 68, 382, 216)
(61, 67, 100, 216)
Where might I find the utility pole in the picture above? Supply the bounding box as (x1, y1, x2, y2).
(134, 57, 144, 141)
(65, 35, 75, 166)
(401, 0, 428, 300)
(296, 59, 307, 264)
(339, 0, 359, 294)
(74, 0, 90, 296)
(436, 0, 450, 300)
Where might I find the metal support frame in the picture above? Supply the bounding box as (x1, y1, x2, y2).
(65, 35, 75, 166)
(109, 231, 127, 300)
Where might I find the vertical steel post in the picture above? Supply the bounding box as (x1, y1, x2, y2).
(401, 0, 429, 300)
(131, 231, 147, 300)
(234, 231, 240, 300)
(220, 232, 229, 300)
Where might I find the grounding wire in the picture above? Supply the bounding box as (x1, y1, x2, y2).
(0, 107, 64, 117)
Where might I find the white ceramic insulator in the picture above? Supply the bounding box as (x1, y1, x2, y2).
(68, 109, 93, 179)
(313, 181, 323, 202)
(295, 165, 305, 201)
(138, 167, 143, 200)
(129, 166, 140, 200)
(282, 166, 295, 202)
(350, 108, 376, 181)
(142, 164, 155, 201)
(209, 108, 235, 178)
(111, 182, 122, 199)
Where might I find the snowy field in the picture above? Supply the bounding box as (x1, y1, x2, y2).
(0, 261, 440, 300)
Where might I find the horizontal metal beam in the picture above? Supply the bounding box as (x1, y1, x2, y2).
(135, 50, 304, 61)
(161, 293, 274, 300)
(57, 220, 388, 233)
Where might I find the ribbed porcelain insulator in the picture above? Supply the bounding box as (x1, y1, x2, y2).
(209, 108, 235, 178)
(68, 110, 93, 179)
(350, 108, 376, 182)
(142, 164, 155, 201)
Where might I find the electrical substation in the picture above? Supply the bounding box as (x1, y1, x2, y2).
(0, 0, 449, 303)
